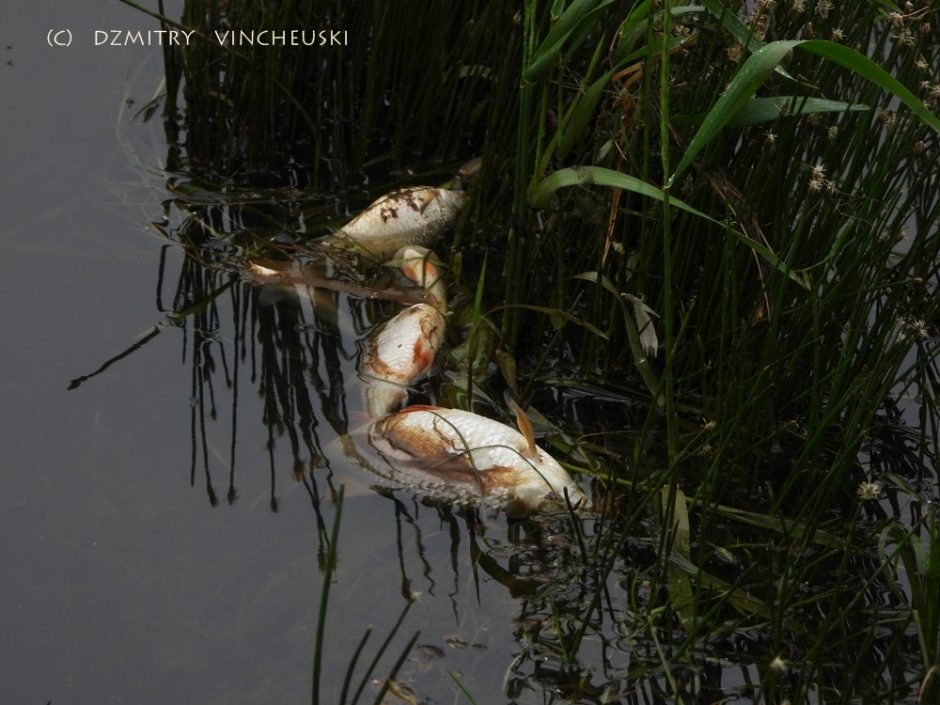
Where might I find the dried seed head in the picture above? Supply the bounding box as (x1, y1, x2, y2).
(897, 27, 915, 46)
(915, 57, 928, 71)
(698, 443, 715, 457)
(827, 125, 839, 140)
(831, 27, 844, 41)
(857, 481, 882, 501)
(816, 0, 832, 19)
(811, 163, 826, 180)
(888, 11, 904, 26)
(770, 656, 788, 672)
(764, 129, 777, 145)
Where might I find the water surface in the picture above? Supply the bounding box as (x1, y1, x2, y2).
(1, 4, 545, 704)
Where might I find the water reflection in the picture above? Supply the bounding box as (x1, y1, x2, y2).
(45, 43, 929, 705)
(54, 167, 929, 704)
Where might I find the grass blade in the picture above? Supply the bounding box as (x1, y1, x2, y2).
(530, 166, 808, 288)
(727, 96, 871, 127)
(524, 0, 609, 81)
(668, 40, 801, 185)
(312, 486, 345, 705)
(796, 39, 940, 132)
(669, 39, 940, 185)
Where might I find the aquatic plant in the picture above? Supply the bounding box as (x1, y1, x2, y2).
(109, 0, 940, 701)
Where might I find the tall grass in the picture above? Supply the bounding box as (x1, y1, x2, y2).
(505, 1, 939, 700)
(114, 0, 940, 700)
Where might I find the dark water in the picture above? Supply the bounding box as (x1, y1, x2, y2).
(0, 4, 540, 704)
(5, 4, 934, 705)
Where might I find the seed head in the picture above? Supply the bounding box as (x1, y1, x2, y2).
(909, 319, 928, 340)
(857, 481, 882, 501)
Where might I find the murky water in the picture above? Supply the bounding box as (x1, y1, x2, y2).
(0, 4, 582, 705)
(4, 4, 936, 705)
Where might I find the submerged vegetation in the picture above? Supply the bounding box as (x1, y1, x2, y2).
(110, 0, 940, 701)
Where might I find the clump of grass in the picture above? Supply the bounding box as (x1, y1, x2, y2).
(497, 0, 939, 700)
(110, 0, 940, 701)
(125, 0, 504, 188)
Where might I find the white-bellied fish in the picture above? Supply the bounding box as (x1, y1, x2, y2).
(366, 405, 588, 515)
(360, 245, 449, 417)
(394, 245, 447, 312)
(361, 304, 446, 416)
(331, 187, 465, 260)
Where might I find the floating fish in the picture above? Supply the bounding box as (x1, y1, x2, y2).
(331, 187, 465, 260)
(366, 405, 588, 515)
(394, 245, 447, 312)
(360, 245, 449, 417)
(361, 304, 446, 416)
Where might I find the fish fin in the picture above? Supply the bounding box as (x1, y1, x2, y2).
(506, 395, 539, 461)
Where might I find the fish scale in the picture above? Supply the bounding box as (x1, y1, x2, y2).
(368, 406, 589, 513)
(247, 172, 589, 514)
(332, 187, 466, 260)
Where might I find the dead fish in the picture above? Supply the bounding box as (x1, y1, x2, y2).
(361, 304, 446, 417)
(360, 245, 449, 417)
(367, 405, 588, 515)
(393, 245, 447, 312)
(331, 187, 465, 260)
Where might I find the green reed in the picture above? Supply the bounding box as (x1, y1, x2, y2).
(500, 0, 938, 700)
(119, 0, 940, 700)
